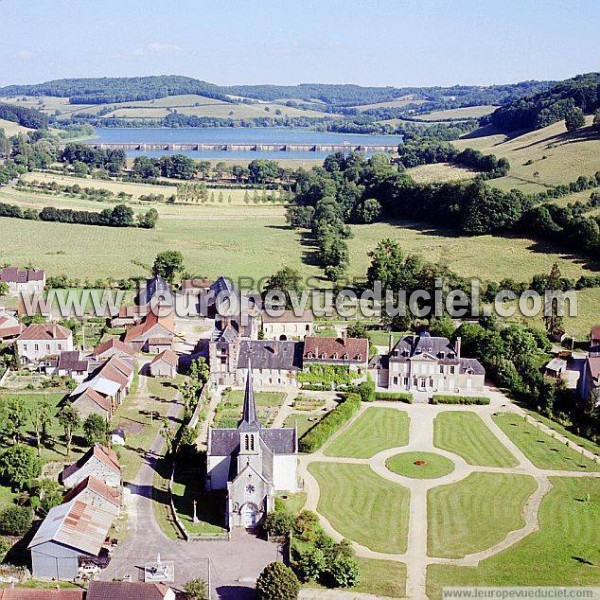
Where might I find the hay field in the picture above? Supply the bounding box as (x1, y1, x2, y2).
(407, 163, 478, 183)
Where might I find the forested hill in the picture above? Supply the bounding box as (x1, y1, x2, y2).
(0, 75, 231, 105)
(0, 75, 551, 108)
(488, 72, 600, 132)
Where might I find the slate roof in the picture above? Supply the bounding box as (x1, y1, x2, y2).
(137, 275, 172, 306)
(238, 340, 302, 371)
(0, 267, 44, 283)
(210, 275, 234, 297)
(88, 581, 173, 600)
(58, 351, 89, 372)
(28, 498, 114, 556)
(303, 336, 368, 363)
(390, 334, 459, 362)
(17, 323, 71, 341)
(369, 354, 389, 369)
(459, 357, 486, 375)
(209, 427, 296, 456)
(262, 309, 313, 324)
(63, 475, 122, 508)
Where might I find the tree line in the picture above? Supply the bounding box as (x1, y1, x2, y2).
(0, 102, 49, 129)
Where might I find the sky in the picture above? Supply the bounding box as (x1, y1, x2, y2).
(1, 0, 598, 88)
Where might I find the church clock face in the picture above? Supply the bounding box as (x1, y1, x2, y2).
(245, 484, 255, 494)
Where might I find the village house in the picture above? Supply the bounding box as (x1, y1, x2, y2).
(180, 277, 212, 296)
(376, 333, 486, 393)
(545, 356, 568, 378)
(16, 323, 73, 365)
(60, 444, 121, 490)
(0, 311, 23, 342)
(206, 366, 298, 528)
(90, 337, 136, 363)
(0, 267, 45, 295)
(71, 387, 113, 421)
(44, 351, 91, 383)
(261, 309, 314, 340)
(149, 349, 178, 378)
(109, 304, 147, 329)
(303, 336, 369, 381)
(124, 311, 174, 353)
(28, 498, 115, 580)
(87, 582, 176, 600)
(70, 354, 133, 411)
(63, 475, 122, 516)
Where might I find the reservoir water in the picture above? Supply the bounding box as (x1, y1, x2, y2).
(90, 127, 403, 159)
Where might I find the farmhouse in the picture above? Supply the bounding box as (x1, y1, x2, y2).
(180, 277, 212, 295)
(28, 498, 114, 580)
(124, 311, 174, 352)
(303, 336, 369, 380)
(206, 366, 298, 528)
(261, 309, 314, 340)
(149, 349, 178, 378)
(91, 337, 136, 362)
(0, 267, 45, 295)
(60, 443, 121, 490)
(87, 581, 175, 600)
(377, 333, 485, 393)
(16, 323, 73, 364)
(71, 387, 113, 421)
(63, 475, 122, 516)
(45, 351, 91, 382)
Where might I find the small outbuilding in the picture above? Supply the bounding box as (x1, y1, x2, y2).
(545, 357, 568, 378)
(60, 444, 121, 490)
(149, 349, 178, 378)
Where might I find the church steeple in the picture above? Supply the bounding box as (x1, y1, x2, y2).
(238, 358, 261, 430)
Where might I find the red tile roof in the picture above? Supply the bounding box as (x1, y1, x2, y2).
(591, 325, 600, 342)
(150, 349, 178, 367)
(124, 311, 174, 343)
(92, 337, 136, 358)
(72, 388, 112, 413)
(0, 590, 84, 599)
(181, 277, 212, 290)
(17, 323, 71, 341)
(303, 336, 368, 362)
(88, 581, 173, 600)
(63, 475, 121, 508)
(95, 355, 133, 389)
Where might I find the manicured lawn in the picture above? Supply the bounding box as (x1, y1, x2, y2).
(386, 452, 455, 479)
(493, 413, 600, 472)
(426, 477, 600, 598)
(224, 390, 286, 407)
(325, 407, 410, 459)
(308, 462, 409, 553)
(428, 472, 537, 558)
(434, 412, 518, 467)
(276, 492, 307, 516)
(284, 413, 322, 438)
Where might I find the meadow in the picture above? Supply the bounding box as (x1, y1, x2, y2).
(426, 477, 600, 598)
(418, 105, 497, 121)
(0, 117, 33, 136)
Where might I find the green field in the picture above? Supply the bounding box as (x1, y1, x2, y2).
(308, 462, 410, 553)
(427, 477, 600, 598)
(0, 117, 33, 136)
(419, 105, 497, 121)
(434, 412, 518, 467)
(493, 413, 600, 472)
(324, 407, 410, 458)
(407, 162, 478, 183)
(428, 472, 537, 558)
(386, 451, 455, 479)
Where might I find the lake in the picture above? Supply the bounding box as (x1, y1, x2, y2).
(90, 127, 403, 159)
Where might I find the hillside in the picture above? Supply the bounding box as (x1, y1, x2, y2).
(0, 118, 33, 136)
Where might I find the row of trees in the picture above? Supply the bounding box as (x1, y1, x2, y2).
(60, 143, 126, 174)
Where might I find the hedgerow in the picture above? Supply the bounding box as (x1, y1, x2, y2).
(430, 394, 490, 405)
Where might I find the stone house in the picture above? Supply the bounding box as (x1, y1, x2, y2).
(149, 349, 178, 378)
(377, 333, 485, 393)
(0, 267, 45, 295)
(46, 351, 91, 383)
(0, 312, 23, 342)
(16, 323, 73, 364)
(261, 309, 314, 340)
(60, 444, 121, 490)
(63, 475, 122, 516)
(124, 311, 174, 352)
(206, 367, 297, 528)
(91, 337, 136, 362)
(71, 388, 113, 421)
(303, 336, 369, 380)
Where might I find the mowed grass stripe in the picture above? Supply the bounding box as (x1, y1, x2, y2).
(324, 407, 410, 458)
(493, 413, 600, 472)
(434, 412, 518, 467)
(309, 462, 410, 553)
(428, 472, 537, 558)
(426, 477, 600, 598)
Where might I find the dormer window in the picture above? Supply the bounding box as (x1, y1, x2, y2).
(356, 354, 362, 360)
(342, 353, 348, 360)
(320, 353, 326, 359)
(307, 352, 315, 359)
(449, 353, 455, 359)
(331, 353, 338, 360)
(440, 351, 445, 359)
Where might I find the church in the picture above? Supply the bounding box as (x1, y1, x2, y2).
(205, 364, 298, 528)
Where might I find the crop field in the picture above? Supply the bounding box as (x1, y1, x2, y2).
(308, 462, 410, 553)
(434, 412, 518, 467)
(419, 105, 497, 121)
(428, 472, 537, 558)
(454, 117, 600, 191)
(324, 407, 410, 458)
(426, 477, 600, 598)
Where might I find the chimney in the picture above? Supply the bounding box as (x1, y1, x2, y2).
(455, 336, 462, 359)
(52, 323, 57, 339)
(389, 333, 394, 353)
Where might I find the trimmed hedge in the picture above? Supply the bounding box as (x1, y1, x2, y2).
(374, 391, 413, 404)
(299, 394, 361, 453)
(430, 394, 490, 405)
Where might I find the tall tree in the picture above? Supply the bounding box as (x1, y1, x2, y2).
(57, 404, 80, 457)
(152, 250, 184, 283)
(29, 399, 53, 456)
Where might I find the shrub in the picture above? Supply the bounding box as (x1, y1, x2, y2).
(374, 391, 413, 403)
(184, 578, 209, 600)
(293, 510, 323, 543)
(0, 536, 11, 561)
(256, 562, 300, 600)
(0, 505, 33, 536)
(0, 445, 42, 490)
(358, 377, 375, 402)
(299, 394, 361, 453)
(329, 556, 361, 587)
(294, 545, 327, 582)
(430, 394, 490, 405)
(264, 510, 295, 537)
